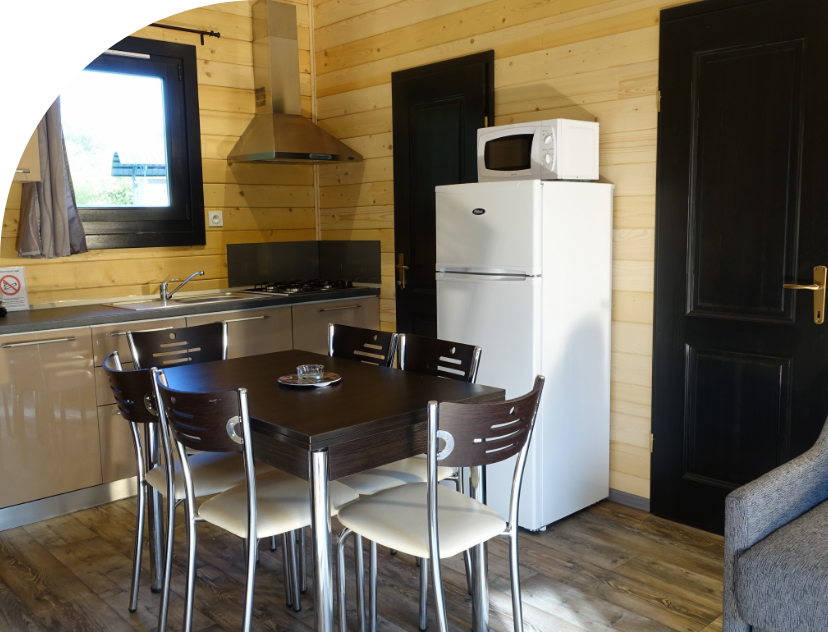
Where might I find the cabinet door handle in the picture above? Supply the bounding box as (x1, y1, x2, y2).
(2, 337, 75, 348)
(15, 169, 31, 174)
(110, 326, 175, 337)
(318, 305, 361, 312)
(222, 315, 270, 324)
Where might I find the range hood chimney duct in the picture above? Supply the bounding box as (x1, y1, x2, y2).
(228, 0, 362, 164)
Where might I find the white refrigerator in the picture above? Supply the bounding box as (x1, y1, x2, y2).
(435, 179, 613, 530)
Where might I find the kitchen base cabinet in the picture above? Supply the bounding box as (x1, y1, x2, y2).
(186, 306, 293, 358)
(292, 297, 380, 355)
(0, 328, 101, 509)
(98, 404, 137, 484)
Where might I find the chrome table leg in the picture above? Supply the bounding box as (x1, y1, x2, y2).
(310, 450, 334, 632)
(469, 466, 489, 632)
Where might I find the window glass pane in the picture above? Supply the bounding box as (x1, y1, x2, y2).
(61, 70, 170, 208)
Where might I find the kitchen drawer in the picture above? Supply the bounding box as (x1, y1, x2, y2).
(91, 317, 187, 366)
(0, 327, 101, 509)
(98, 403, 138, 484)
(186, 306, 293, 359)
(292, 297, 379, 355)
(95, 361, 134, 406)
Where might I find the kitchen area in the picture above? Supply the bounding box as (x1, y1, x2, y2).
(0, 239, 382, 523)
(0, 1, 746, 632)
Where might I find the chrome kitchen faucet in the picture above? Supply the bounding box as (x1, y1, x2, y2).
(160, 271, 204, 301)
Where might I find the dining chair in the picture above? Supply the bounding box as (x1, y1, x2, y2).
(336, 376, 545, 632)
(103, 351, 269, 631)
(327, 323, 398, 367)
(152, 369, 360, 632)
(344, 334, 483, 491)
(124, 321, 300, 627)
(127, 321, 226, 369)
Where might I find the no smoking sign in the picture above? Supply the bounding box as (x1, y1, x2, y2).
(1, 275, 21, 296)
(0, 267, 29, 311)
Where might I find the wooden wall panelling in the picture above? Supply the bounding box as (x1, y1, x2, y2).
(2, 3, 317, 304)
(313, 0, 682, 499)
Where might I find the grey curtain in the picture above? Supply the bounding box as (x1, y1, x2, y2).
(18, 98, 88, 258)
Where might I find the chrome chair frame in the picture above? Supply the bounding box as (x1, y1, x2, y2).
(103, 351, 156, 615)
(125, 325, 296, 631)
(352, 377, 545, 632)
(152, 369, 272, 632)
(397, 332, 483, 596)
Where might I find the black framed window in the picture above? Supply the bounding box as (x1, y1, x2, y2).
(60, 36, 205, 249)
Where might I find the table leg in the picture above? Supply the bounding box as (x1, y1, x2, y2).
(310, 449, 334, 632)
(469, 465, 489, 632)
(145, 423, 164, 593)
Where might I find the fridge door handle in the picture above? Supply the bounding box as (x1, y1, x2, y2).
(436, 271, 529, 282)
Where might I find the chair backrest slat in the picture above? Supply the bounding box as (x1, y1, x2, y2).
(399, 333, 481, 383)
(154, 374, 244, 454)
(128, 321, 226, 369)
(435, 376, 545, 468)
(102, 351, 158, 425)
(327, 324, 398, 368)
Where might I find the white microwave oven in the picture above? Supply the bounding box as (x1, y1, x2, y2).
(477, 119, 599, 181)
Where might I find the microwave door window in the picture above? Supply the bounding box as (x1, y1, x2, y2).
(484, 134, 534, 171)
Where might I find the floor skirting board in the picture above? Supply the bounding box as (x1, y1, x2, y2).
(0, 478, 138, 531)
(608, 487, 650, 512)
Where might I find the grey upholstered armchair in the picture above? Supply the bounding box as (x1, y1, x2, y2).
(724, 418, 828, 632)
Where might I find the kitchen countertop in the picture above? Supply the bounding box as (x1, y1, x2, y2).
(0, 287, 380, 335)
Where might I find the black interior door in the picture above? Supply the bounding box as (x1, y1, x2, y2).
(392, 52, 494, 336)
(652, 0, 828, 533)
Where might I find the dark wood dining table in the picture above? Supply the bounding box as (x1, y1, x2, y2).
(162, 349, 505, 632)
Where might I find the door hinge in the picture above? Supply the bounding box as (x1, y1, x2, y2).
(178, 64, 183, 81)
(650, 433, 654, 453)
(484, 115, 489, 128)
(657, 90, 661, 113)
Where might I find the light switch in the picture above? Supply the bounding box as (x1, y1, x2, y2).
(208, 210, 224, 227)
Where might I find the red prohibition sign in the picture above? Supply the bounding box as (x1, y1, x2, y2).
(0, 275, 21, 296)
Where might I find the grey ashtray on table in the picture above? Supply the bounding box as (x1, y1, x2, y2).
(278, 364, 342, 387)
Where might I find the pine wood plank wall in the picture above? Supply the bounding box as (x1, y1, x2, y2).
(313, 0, 693, 499)
(1, 0, 316, 305)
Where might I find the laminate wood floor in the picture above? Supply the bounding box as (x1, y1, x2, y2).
(0, 500, 723, 632)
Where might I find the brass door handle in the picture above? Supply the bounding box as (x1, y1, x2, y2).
(783, 283, 822, 290)
(783, 265, 827, 324)
(396, 253, 410, 289)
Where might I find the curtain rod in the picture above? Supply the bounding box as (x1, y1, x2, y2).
(149, 23, 221, 45)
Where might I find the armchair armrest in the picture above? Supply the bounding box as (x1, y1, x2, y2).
(723, 418, 828, 632)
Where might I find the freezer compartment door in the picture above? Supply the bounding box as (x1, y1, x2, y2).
(435, 181, 542, 276)
(437, 271, 543, 524)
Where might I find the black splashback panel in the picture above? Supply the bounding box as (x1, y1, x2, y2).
(227, 241, 381, 287)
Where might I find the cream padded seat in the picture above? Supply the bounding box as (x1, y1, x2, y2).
(199, 470, 360, 539)
(144, 452, 274, 500)
(337, 482, 505, 559)
(340, 456, 454, 496)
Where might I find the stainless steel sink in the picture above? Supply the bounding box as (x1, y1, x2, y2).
(105, 292, 260, 312)
(173, 292, 258, 305)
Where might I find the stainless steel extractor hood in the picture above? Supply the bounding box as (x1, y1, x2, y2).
(228, 0, 362, 165)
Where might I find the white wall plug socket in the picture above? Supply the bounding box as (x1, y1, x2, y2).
(208, 210, 224, 227)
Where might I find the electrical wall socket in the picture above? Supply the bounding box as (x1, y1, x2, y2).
(208, 210, 224, 227)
